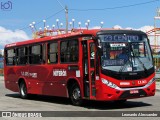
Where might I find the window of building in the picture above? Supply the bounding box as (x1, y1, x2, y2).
(29, 45, 42, 64)
(6, 49, 16, 65)
(48, 42, 58, 63)
(60, 40, 78, 63)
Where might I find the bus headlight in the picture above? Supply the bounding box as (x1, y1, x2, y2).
(147, 78, 155, 86)
(101, 78, 118, 89)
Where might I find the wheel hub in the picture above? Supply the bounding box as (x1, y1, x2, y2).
(73, 88, 80, 100)
(21, 84, 26, 96)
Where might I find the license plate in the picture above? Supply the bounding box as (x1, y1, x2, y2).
(130, 90, 139, 94)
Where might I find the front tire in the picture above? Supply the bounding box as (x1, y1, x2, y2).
(70, 83, 83, 106)
(19, 81, 28, 99)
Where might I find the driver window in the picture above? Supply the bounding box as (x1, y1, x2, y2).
(90, 43, 95, 68)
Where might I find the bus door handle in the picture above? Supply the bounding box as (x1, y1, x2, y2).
(85, 81, 89, 83)
(68, 65, 79, 71)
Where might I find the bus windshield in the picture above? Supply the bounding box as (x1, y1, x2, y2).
(98, 34, 153, 72)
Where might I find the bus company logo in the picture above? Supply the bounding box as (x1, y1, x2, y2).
(2, 112, 11, 117)
(0, 1, 12, 11)
(120, 82, 130, 86)
(53, 69, 67, 76)
(6, 43, 16, 47)
(21, 71, 37, 78)
(132, 81, 136, 85)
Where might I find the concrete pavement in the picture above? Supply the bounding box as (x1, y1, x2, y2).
(156, 81, 160, 91)
(0, 79, 160, 120)
(0, 76, 3, 81)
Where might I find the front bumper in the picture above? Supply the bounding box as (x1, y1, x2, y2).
(95, 78, 156, 101)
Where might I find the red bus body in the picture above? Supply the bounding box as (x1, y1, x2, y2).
(4, 29, 156, 104)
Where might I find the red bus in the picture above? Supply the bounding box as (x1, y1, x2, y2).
(4, 29, 156, 105)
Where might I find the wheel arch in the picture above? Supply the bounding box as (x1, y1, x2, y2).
(18, 77, 27, 89)
(66, 78, 82, 98)
(18, 77, 29, 99)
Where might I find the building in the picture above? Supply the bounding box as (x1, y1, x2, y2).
(0, 57, 3, 75)
(0, 49, 4, 57)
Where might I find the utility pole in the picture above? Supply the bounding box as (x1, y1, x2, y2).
(154, 8, 160, 53)
(56, 0, 68, 33)
(65, 6, 68, 33)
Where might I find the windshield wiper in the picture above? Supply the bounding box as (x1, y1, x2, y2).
(130, 43, 148, 75)
(119, 59, 131, 73)
(134, 56, 148, 75)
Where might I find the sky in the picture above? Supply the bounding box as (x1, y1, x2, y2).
(0, 0, 160, 49)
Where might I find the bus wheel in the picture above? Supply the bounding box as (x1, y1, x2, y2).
(19, 81, 28, 99)
(70, 84, 83, 106)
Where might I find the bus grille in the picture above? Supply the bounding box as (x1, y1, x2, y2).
(119, 89, 147, 99)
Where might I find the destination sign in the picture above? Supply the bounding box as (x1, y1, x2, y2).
(110, 43, 126, 47)
(102, 59, 125, 66)
(101, 34, 140, 42)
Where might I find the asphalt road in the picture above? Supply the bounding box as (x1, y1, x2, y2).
(0, 77, 160, 120)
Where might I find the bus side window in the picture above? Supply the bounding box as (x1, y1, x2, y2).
(60, 41, 67, 62)
(17, 47, 28, 65)
(69, 40, 78, 62)
(6, 49, 16, 66)
(90, 43, 95, 68)
(42, 44, 46, 63)
(29, 45, 42, 64)
(48, 42, 58, 63)
(60, 40, 78, 63)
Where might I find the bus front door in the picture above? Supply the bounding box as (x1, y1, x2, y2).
(82, 40, 96, 99)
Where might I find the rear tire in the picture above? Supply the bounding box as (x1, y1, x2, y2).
(70, 83, 83, 106)
(19, 81, 28, 99)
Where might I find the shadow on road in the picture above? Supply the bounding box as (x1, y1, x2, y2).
(5, 93, 152, 110)
(82, 100, 152, 110)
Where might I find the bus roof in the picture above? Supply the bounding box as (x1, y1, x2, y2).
(4, 29, 146, 48)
